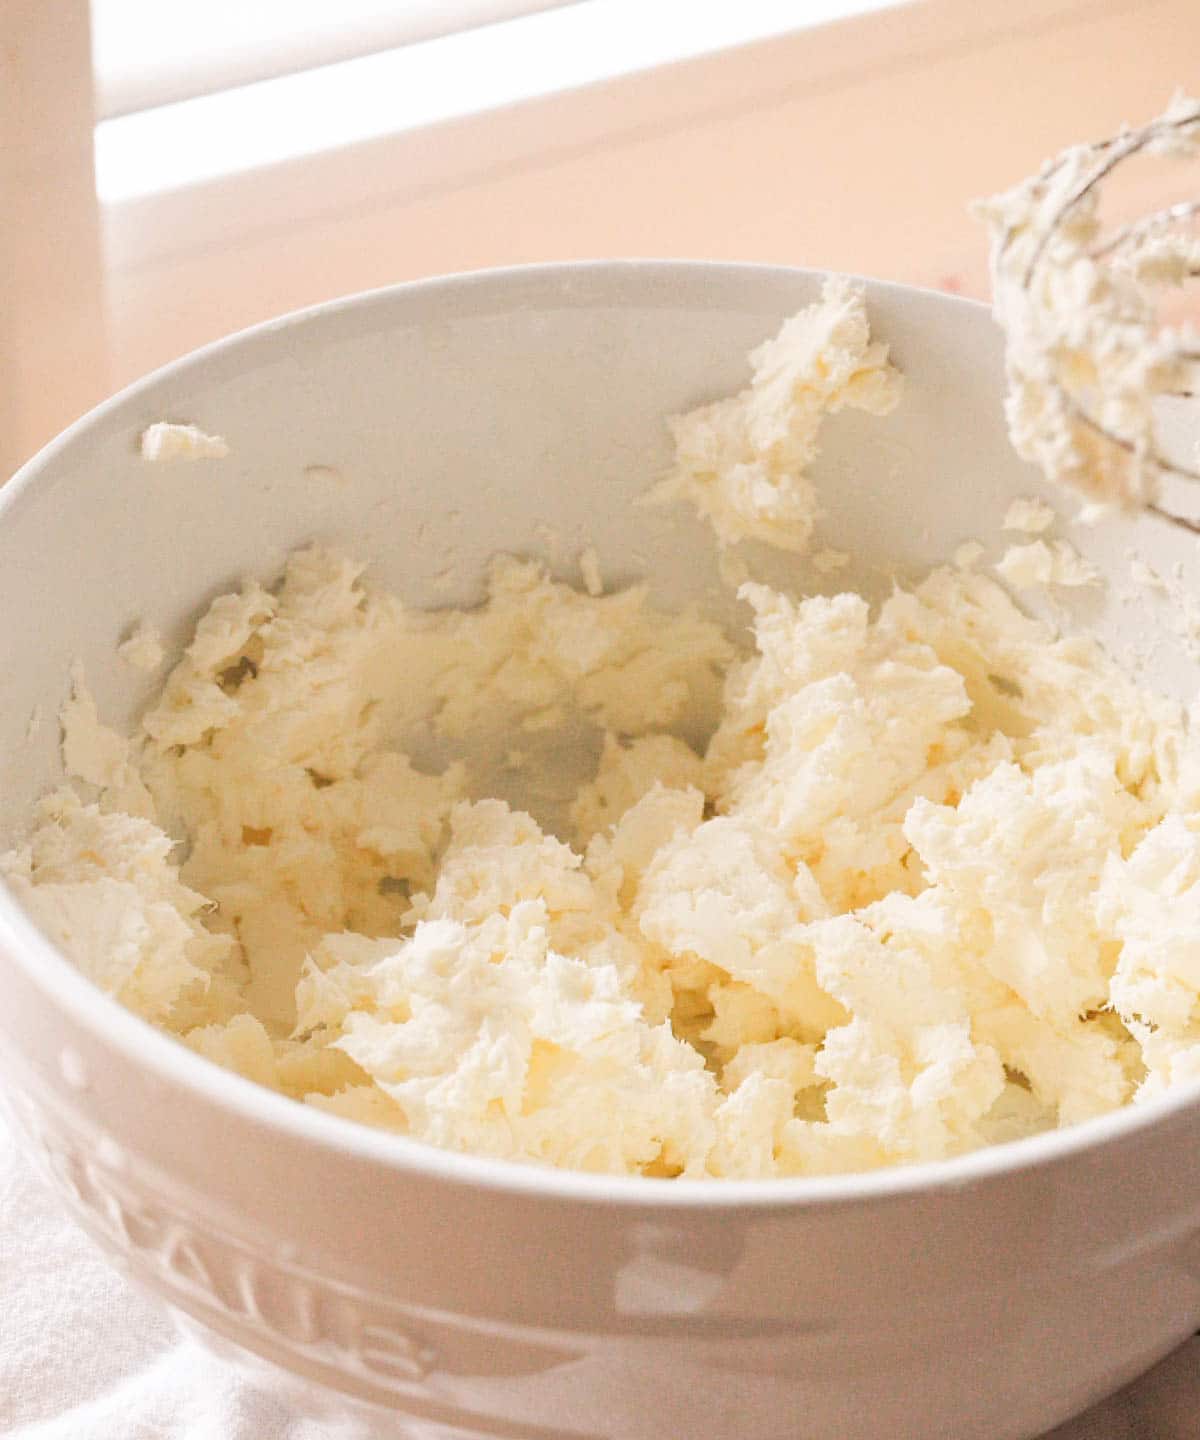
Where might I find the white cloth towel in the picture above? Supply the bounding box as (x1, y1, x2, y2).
(1, 1111, 1195, 1439)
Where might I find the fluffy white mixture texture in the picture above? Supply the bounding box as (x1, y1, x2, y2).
(6, 286, 1200, 1179)
(974, 92, 1200, 515)
(651, 275, 902, 551)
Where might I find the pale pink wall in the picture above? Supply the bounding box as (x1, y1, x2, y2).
(5, 0, 1198, 468)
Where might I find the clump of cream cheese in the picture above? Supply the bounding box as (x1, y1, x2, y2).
(140, 422, 229, 462)
(5, 282, 1198, 1179)
(651, 276, 903, 551)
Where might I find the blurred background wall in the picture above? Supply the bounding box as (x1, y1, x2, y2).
(3, 0, 1198, 476)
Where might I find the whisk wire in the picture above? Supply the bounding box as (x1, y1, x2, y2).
(993, 100, 1200, 528)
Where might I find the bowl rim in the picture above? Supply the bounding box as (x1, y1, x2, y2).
(4, 256, 1198, 1211)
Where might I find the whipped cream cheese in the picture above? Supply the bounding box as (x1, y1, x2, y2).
(6, 281, 1197, 1179)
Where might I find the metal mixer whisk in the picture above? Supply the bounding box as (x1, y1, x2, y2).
(977, 95, 1200, 531)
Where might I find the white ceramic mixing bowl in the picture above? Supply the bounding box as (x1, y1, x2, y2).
(3, 262, 1200, 1440)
